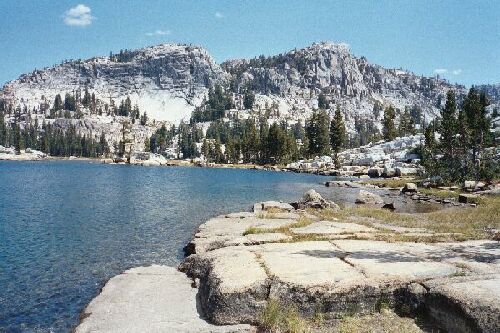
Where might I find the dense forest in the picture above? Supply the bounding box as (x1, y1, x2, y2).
(1, 82, 497, 182)
(421, 88, 498, 182)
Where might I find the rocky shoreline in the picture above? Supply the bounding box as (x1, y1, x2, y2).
(75, 190, 499, 333)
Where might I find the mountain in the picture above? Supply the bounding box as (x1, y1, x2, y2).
(0, 41, 497, 151)
(222, 42, 471, 131)
(0, 44, 226, 122)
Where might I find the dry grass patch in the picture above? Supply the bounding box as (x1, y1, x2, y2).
(258, 207, 288, 219)
(350, 196, 499, 240)
(259, 300, 424, 333)
(418, 187, 461, 199)
(423, 196, 499, 239)
(243, 227, 270, 236)
(306, 196, 499, 241)
(346, 206, 418, 225)
(259, 299, 314, 333)
(244, 214, 314, 236)
(361, 178, 420, 189)
(338, 310, 423, 333)
(306, 207, 350, 221)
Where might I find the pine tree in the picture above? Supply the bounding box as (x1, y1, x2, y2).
(306, 110, 330, 157)
(243, 90, 255, 109)
(398, 107, 416, 137)
(330, 106, 346, 168)
(422, 121, 438, 175)
(267, 123, 286, 164)
(317, 93, 329, 109)
(140, 112, 148, 126)
(438, 90, 459, 180)
(53, 94, 63, 111)
(202, 139, 210, 161)
(214, 139, 224, 163)
(462, 88, 492, 179)
(259, 119, 269, 163)
(383, 106, 397, 141)
(64, 93, 76, 111)
(0, 110, 6, 146)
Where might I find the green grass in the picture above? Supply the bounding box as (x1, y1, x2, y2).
(418, 187, 461, 199)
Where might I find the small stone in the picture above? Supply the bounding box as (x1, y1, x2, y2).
(458, 193, 479, 204)
(382, 202, 396, 210)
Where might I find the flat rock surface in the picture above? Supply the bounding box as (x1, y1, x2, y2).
(291, 221, 377, 235)
(180, 204, 500, 330)
(75, 265, 253, 333)
(257, 241, 365, 287)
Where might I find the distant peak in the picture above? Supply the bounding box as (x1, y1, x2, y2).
(290, 41, 351, 55)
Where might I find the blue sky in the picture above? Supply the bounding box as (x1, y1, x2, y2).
(0, 0, 498, 86)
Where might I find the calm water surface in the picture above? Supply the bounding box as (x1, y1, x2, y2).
(0, 161, 331, 332)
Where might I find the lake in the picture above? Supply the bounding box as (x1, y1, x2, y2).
(0, 161, 332, 332)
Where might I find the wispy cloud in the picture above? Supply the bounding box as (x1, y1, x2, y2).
(145, 29, 171, 37)
(215, 11, 224, 19)
(63, 4, 94, 27)
(434, 68, 448, 75)
(451, 69, 462, 75)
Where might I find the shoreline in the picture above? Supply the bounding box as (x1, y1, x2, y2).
(75, 190, 500, 333)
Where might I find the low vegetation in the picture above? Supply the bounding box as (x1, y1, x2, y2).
(360, 178, 419, 189)
(306, 197, 500, 241)
(418, 187, 461, 199)
(244, 214, 314, 236)
(259, 298, 423, 333)
(338, 311, 423, 333)
(259, 299, 310, 333)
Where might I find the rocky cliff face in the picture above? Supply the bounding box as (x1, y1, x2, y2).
(0, 42, 497, 150)
(1, 44, 227, 122)
(223, 42, 468, 130)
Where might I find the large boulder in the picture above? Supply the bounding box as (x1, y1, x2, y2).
(382, 166, 396, 178)
(395, 167, 419, 177)
(368, 167, 382, 178)
(292, 189, 340, 210)
(355, 190, 384, 205)
(402, 183, 418, 193)
(463, 180, 475, 190)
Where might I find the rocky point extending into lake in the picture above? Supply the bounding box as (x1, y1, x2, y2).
(76, 189, 500, 333)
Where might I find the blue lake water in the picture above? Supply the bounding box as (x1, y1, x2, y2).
(0, 161, 332, 332)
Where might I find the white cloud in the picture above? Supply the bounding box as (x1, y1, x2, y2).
(145, 29, 171, 37)
(63, 4, 94, 26)
(215, 11, 224, 18)
(434, 68, 448, 75)
(452, 69, 462, 75)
